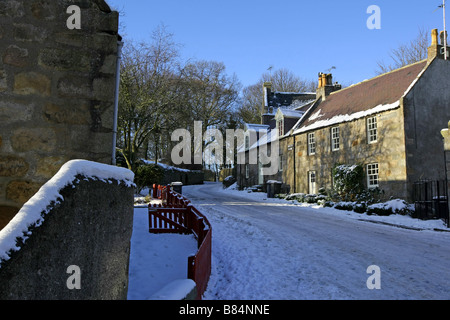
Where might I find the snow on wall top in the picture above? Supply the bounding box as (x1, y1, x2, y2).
(0, 160, 135, 264)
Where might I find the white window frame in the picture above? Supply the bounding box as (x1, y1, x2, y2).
(308, 132, 316, 155)
(331, 126, 340, 151)
(245, 164, 249, 179)
(277, 119, 284, 137)
(367, 163, 379, 188)
(279, 154, 284, 172)
(367, 116, 378, 144)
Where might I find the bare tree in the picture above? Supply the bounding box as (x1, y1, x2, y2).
(117, 24, 183, 169)
(178, 60, 241, 130)
(174, 60, 241, 168)
(237, 83, 263, 125)
(376, 28, 429, 75)
(261, 68, 316, 93)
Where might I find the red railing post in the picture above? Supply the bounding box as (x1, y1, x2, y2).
(152, 184, 157, 198)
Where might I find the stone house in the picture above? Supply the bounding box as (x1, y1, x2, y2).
(238, 29, 450, 203)
(0, 0, 121, 224)
(237, 84, 315, 190)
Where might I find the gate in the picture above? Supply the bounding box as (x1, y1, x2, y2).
(413, 180, 449, 226)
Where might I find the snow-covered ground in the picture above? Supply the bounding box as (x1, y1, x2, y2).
(129, 182, 450, 300)
(127, 206, 198, 300)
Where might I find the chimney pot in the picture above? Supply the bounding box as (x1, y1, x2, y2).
(432, 29, 439, 46)
(326, 74, 332, 86)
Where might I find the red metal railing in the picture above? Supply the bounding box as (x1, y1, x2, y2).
(149, 184, 212, 300)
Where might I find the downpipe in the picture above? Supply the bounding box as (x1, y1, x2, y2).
(112, 40, 124, 165)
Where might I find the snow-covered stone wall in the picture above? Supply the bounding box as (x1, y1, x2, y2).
(0, 160, 135, 300)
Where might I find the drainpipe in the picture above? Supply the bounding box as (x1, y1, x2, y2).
(293, 135, 296, 194)
(444, 0, 448, 60)
(112, 40, 124, 165)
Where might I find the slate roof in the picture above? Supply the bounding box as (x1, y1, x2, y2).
(293, 60, 428, 134)
(266, 92, 316, 114)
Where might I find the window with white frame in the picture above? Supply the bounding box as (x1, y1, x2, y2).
(367, 116, 378, 143)
(245, 164, 249, 179)
(331, 126, 340, 151)
(308, 132, 316, 155)
(279, 154, 284, 172)
(277, 119, 284, 137)
(367, 163, 379, 188)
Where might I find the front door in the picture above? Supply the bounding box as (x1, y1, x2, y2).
(309, 171, 317, 195)
(258, 160, 264, 185)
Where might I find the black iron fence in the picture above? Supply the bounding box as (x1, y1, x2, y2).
(413, 180, 449, 227)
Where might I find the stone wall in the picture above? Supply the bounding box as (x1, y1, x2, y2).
(159, 169, 204, 186)
(403, 58, 450, 198)
(282, 108, 409, 200)
(0, 165, 134, 300)
(0, 0, 120, 215)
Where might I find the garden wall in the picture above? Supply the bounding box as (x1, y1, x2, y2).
(0, 160, 135, 300)
(160, 169, 204, 186)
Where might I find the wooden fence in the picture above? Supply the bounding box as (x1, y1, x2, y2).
(149, 184, 212, 300)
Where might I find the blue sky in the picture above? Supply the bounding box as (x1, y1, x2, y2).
(106, 0, 445, 88)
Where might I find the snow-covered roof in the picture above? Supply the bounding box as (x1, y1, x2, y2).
(292, 60, 428, 134)
(276, 108, 305, 119)
(266, 90, 316, 111)
(244, 123, 270, 131)
(246, 129, 279, 151)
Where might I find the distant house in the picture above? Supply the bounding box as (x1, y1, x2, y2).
(237, 29, 450, 202)
(237, 84, 315, 190)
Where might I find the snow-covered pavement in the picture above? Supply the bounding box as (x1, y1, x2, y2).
(179, 182, 450, 300)
(127, 207, 198, 300)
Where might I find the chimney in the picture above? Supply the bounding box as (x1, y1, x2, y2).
(432, 28, 439, 46)
(262, 82, 272, 124)
(428, 28, 449, 62)
(316, 73, 341, 101)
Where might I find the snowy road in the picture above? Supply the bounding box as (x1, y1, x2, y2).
(182, 182, 450, 300)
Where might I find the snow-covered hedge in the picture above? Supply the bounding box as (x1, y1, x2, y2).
(332, 199, 414, 216)
(367, 199, 415, 216)
(223, 175, 236, 188)
(282, 193, 414, 217)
